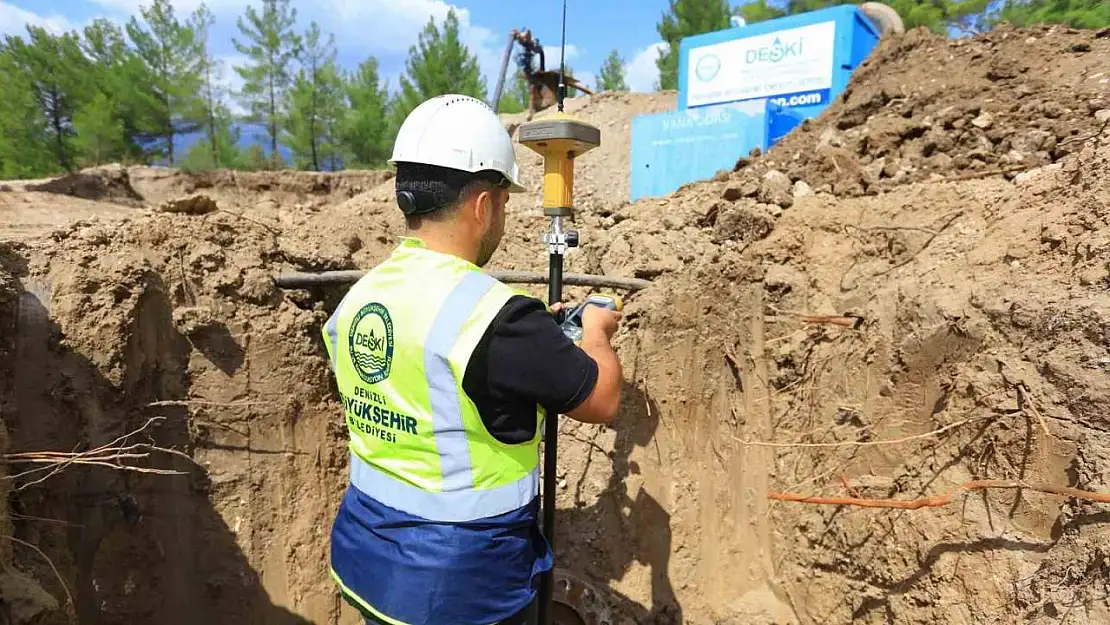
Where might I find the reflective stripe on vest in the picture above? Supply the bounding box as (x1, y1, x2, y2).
(322, 237, 542, 521)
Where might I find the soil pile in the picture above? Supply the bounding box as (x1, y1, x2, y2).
(0, 23, 1109, 625)
(544, 25, 1110, 625)
(723, 24, 1110, 198)
(22, 164, 145, 207)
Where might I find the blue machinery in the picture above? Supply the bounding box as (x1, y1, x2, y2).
(629, 4, 899, 202)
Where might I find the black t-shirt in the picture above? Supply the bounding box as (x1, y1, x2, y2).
(462, 295, 598, 444)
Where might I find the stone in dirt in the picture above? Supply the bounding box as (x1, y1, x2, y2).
(158, 194, 219, 215)
(759, 170, 793, 208)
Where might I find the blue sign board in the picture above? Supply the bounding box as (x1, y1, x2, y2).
(677, 4, 880, 111)
(630, 101, 769, 203)
(627, 5, 883, 202)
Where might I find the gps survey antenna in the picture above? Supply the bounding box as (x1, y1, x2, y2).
(516, 1, 602, 623)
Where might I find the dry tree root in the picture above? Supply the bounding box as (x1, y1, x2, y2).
(3, 417, 200, 490)
(769, 480, 1110, 510)
(3, 535, 76, 622)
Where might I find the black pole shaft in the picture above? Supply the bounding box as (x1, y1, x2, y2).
(538, 251, 563, 625)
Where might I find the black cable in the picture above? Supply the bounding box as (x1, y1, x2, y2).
(557, 0, 567, 112)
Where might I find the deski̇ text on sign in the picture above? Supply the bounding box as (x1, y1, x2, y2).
(685, 20, 836, 109)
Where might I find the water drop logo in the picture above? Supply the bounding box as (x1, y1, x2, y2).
(348, 302, 394, 384)
(695, 53, 721, 82)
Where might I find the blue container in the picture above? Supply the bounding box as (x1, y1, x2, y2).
(765, 102, 807, 146)
(676, 4, 880, 112)
(627, 5, 882, 202)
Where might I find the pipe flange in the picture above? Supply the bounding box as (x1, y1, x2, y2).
(551, 568, 616, 625)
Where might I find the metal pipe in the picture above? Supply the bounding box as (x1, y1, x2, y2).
(272, 269, 651, 291)
(491, 30, 517, 111)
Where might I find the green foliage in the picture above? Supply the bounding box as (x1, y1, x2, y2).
(341, 57, 392, 169)
(181, 108, 244, 171)
(598, 49, 628, 92)
(243, 143, 272, 170)
(3, 26, 93, 172)
(656, 0, 732, 90)
(391, 9, 487, 131)
(283, 22, 344, 171)
(736, 0, 1000, 34)
(497, 72, 529, 114)
(81, 18, 146, 164)
(73, 92, 124, 166)
(992, 0, 1110, 28)
(0, 44, 56, 178)
(192, 4, 232, 169)
(125, 0, 206, 165)
(233, 0, 302, 169)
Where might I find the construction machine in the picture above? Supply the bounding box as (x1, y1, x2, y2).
(490, 28, 594, 120)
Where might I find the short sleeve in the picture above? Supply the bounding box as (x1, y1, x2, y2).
(463, 295, 599, 444)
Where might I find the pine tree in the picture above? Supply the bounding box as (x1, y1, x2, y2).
(191, 4, 229, 168)
(73, 93, 124, 166)
(598, 49, 628, 92)
(283, 22, 344, 171)
(0, 42, 56, 178)
(81, 18, 145, 164)
(126, 0, 206, 165)
(233, 0, 302, 170)
(341, 57, 391, 168)
(391, 9, 487, 131)
(655, 0, 732, 90)
(3, 26, 92, 172)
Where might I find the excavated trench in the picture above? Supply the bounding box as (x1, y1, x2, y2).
(2, 24, 1110, 625)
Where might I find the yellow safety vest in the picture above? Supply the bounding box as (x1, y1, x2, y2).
(322, 236, 548, 624)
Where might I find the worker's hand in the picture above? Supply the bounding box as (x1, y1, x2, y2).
(582, 304, 622, 341)
(549, 302, 565, 317)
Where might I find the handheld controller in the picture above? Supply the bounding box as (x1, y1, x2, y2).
(560, 294, 623, 342)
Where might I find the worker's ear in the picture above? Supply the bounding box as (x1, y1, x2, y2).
(472, 188, 495, 231)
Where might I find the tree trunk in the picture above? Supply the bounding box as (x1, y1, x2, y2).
(205, 62, 219, 167)
(309, 67, 319, 171)
(268, 52, 277, 170)
(50, 89, 70, 171)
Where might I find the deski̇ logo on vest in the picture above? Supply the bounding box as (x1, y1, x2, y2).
(348, 302, 394, 384)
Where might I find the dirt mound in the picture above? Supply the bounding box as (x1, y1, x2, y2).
(126, 166, 395, 209)
(3, 23, 1110, 625)
(726, 24, 1110, 199)
(23, 165, 145, 207)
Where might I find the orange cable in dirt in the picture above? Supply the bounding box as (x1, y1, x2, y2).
(769, 480, 1110, 509)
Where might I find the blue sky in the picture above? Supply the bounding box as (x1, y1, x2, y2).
(0, 0, 679, 105)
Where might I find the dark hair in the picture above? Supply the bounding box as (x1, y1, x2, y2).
(395, 162, 509, 224)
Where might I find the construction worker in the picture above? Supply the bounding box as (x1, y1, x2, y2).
(321, 94, 623, 625)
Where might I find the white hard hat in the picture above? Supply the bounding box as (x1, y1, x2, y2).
(389, 94, 526, 193)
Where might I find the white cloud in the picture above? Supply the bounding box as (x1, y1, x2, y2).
(542, 44, 581, 68)
(89, 0, 252, 14)
(0, 1, 79, 37)
(627, 41, 667, 92)
(321, 0, 511, 98)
